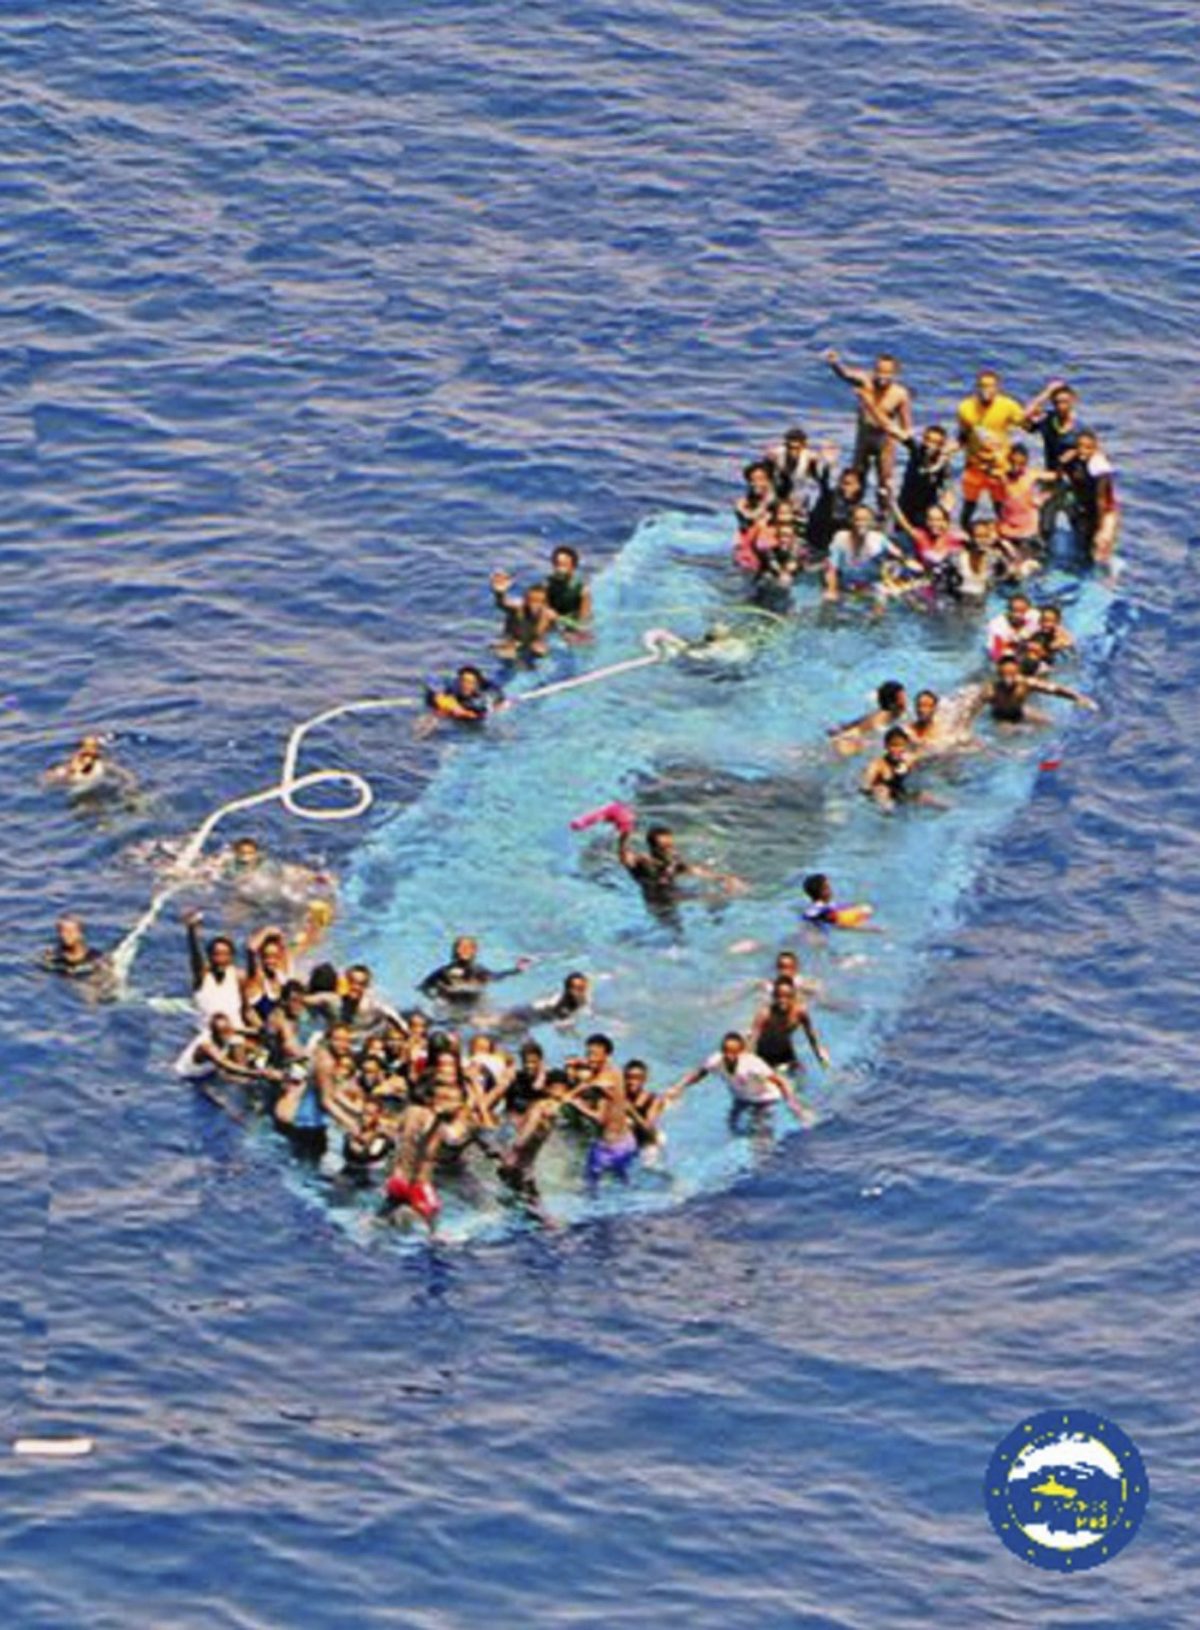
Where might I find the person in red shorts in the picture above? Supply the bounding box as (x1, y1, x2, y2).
(381, 1099, 445, 1231)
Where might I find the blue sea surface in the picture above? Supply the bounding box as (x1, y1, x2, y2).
(1, 1, 1197, 1625)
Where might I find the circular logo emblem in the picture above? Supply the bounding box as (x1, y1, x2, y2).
(984, 1409, 1149, 1571)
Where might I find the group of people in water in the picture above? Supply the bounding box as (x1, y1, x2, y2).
(40, 353, 1112, 1233)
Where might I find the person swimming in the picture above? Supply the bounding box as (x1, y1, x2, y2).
(43, 735, 138, 804)
(616, 822, 742, 916)
(828, 679, 908, 756)
(862, 726, 944, 810)
(970, 654, 1097, 728)
(544, 546, 593, 630)
(491, 571, 559, 661)
(419, 936, 533, 1010)
(422, 664, 501, 727)
(800, 875, 876, 931)
(42, 914, 111, 983)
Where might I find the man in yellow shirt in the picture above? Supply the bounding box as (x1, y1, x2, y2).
(957, 370, 1055, 525)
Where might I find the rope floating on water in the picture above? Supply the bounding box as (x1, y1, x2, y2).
(111, 631, 683, 995)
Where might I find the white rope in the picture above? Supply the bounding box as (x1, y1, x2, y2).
(111, 631, 682, 994)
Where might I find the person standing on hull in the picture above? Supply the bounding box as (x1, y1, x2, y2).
(869, 420, 954, 529)
(1024, 381, 1088, 547)
(749, 975, 831, 1073)
(667, 1031, 814, 1128)
(570, 1056, 643, 1188)
(184, 910, 245, 1027)
(379, 1097, 446, 1233)
(957, 369, 1057, 529)
(1062, 429, 1120, 566)
(823, 505, 895, 603)
(823, 349, 913, 502)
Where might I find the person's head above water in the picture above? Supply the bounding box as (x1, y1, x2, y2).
(996, 654, 1022, 681)
(744, 461, 773, 498)
(883, 726, 911, 756)
(646, 825, 675, 860)
(624, 1058, 649, 1091)
(922, 424, 948, 455)
(585, 1033, 614, 1070)
(924, 503, 951, 536)
(771, 975, 796, 1003)
(56, 914, 87, 951)
(452, 935, 479, 964)
(837, 467, 865, 501)
(974, 368, 1002, 404)
(877, 680, 907, 714)
(455, 665, 486, 696)
(344, 963, 372, 1001)
(550, 545, 580, 577)
(850, 504, 876, 537)
(872, 353, 899, 388)
(1008, 442, 1030, 473)
(802, 873, 832, 904)
(783, 427, 808, 453)
(915, 689, 940, 724)
(562, 971, 589, 1005)
(232, 837, 261, 871)
(720, 1031, 747, 1067)
(1006, 591, 1032, 620)
(1050, 383, 1077, 417)
(520, 1039, 545, 1067)
(1076, 429, 1101, 461)
(207, 935, 236, 972)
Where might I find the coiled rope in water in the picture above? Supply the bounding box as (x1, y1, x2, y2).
(111, 631, 682, 994)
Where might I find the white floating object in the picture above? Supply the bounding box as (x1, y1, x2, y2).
(13, 1436, 95, 1459)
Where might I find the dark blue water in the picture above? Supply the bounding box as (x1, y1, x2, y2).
(2, 1, 1197, 1624)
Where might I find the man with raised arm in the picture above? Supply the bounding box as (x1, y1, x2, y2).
(823, 349, 913, 500)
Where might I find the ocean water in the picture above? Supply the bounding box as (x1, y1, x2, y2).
(1, 1, 1197, 1625)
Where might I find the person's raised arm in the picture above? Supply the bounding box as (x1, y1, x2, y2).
(184, 911, 206, 991)
(490, 569, 519, 611)
(1022, 377, 1066, 425)
(822, 348, 868, 390)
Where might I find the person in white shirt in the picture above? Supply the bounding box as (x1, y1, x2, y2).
(986, 592, 1040, 661)
(665, 1031, 814, 1125)
(824, 505, 894, 602)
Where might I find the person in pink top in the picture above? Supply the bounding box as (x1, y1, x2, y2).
(891, 500, 964, 572)
(997, 443, 1054, 551)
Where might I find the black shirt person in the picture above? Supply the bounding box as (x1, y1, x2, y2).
(419, 935, 531, 1008)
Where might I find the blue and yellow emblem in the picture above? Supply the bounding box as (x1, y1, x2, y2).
(984, 1408, 1148, 1571)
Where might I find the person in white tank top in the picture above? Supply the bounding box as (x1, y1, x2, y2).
(185, 910, 244, 1025)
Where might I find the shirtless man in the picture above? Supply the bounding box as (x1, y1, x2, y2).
(572, 1061, 642, 1187)
(311, 1022, 362, 1136)
(380, 1097, 445, 1232)
(567, 1032, 624, 1100)
(908, 689, 970, 756)
(970, 655, 1097, 728)
(824, 349, 913, 499)
(749, 975, 830, 1072)
(828, 680, 908, 756)
(667, 1031, 813, 1126)
(622, 1059, 669, 1152)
